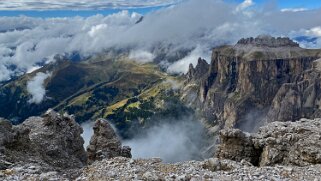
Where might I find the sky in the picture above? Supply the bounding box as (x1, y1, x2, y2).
(0, 0, 320, 17)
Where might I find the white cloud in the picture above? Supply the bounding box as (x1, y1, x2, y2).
(124, 118, 207, 163)
(88, 24, 108, 37)
(236, 0, 254, 12)
(0, 65, 11, 82)
(27, 72, 51, 104)
(306, 27, 321, 37)
(0, 0, 181, 10)
(167, 45, 210, 74)
(281, 8, 308, 12)
(129, 49, 155, 63)
(1, 0, 321, 81)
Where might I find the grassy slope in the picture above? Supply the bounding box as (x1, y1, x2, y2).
(0, 53, 191, 132)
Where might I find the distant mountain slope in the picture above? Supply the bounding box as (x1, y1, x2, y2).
(0, 53, 196, 139)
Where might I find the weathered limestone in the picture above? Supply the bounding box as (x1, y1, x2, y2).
(184, 36, 321, 133)
(87, 119, 131, 164)
(216, 118, 321, 167)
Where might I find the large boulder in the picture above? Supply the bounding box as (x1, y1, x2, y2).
(87, 119, 131, 164)
(0, 118, 35, 170)
(19, 110, 88, 169)
(0, 110, 87, 170)
(215, 129, 261, 166)
(216, 118, 321, 167)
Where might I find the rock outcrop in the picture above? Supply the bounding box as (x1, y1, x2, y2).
(21, 110, 87, 169)
(0, 110, 87, 171)
(0, 111, 133, 179)
(216, 129, 262, 166)
(0, 111, 321, 181)
(186, 58, 210, 82)
(184, 36, 321, 133)
(87, 119, 131, 164)
(216, 118, 321, 167)
(237, 35, 299, 48)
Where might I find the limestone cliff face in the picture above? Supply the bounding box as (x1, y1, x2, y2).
(265, 59, 321, 122)
(216, 118, 321, 167)
(184, 36, 321, 132)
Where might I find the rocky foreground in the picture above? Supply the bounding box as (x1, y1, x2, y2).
(4, 157, 321, 181)
(1, 111, 321, 180)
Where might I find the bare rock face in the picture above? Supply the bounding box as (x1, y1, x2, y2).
(0, 118, 37, 170)
(87, 119, 131, 164)
(216, 118, 321, 167)
(265, 62, 321, 123)
(21, 110, 87, 169)
(216, 129, 261, 166)
(184, 36, 321, 133)
(0, 119, 17, 170)
(0, 110, 87, 171)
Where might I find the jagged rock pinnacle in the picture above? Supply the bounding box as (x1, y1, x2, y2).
(87, 119, 131, 164)
(186, 57, 209, 81)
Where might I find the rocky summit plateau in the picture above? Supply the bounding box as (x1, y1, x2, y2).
(2, 36, 321, 181)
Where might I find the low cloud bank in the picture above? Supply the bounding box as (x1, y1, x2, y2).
(129, 49, 155, 63)
(124, 118, 209, 163)
(1, 0, 321, 81)
(27, 72, 51, 104)
(167, 45, 210, 74)
(80, 117, 209, 163)
(81, 121, 95, 149)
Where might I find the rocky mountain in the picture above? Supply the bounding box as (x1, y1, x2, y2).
(0, 110, 131, 179)
(2, 36, 321, 180)
(2, 112, 321, 180)
(184, 35, 321, 133)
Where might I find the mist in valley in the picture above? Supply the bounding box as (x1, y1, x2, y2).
(81, 116, 211, 163)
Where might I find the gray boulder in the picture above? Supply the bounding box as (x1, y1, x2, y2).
(216, 118, 321, 167)
(0, 110, 87, 171)
(20, 110, 87, 169)
(87, 119, 131, 164)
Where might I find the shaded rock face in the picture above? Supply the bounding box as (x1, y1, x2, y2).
(216, 118, 321, 167)
(0, 118, 40, 169)
(21, 110, 87, 169)
(184, 36, 321, 133)
(0, 110, 87, 170)
(87, 119, 131, 164)
(266, 63, 321, 123)
(215, 129, 262, 166)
